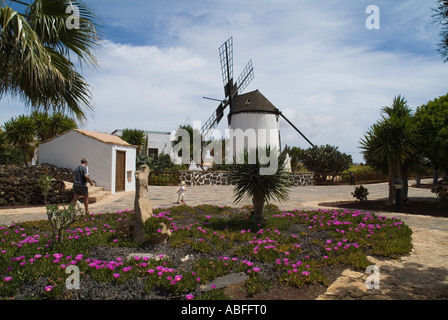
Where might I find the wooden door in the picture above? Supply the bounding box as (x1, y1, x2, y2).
(115, 151, 126, 192)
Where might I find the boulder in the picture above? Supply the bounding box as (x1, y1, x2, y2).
(134, 165, 153, 225)
(116, 165, 171, 244)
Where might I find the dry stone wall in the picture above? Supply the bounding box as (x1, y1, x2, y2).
(289, 172, 315, 186)
(179, 171, 230, 186)
(178, 170, 314, 186)
(0, 164, 74, 207)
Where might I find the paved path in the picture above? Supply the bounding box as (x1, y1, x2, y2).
(1, 180, 447, 299)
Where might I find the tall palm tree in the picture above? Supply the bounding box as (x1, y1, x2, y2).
(381, 95, 417, 200)
(231, 147, 291, 225)
(0, 0, 101, 122)
(3, 114, 36, 167)
(360, 95, 417, 203)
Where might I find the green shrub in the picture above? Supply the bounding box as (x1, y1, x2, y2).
(432, 186, 448, 208)
(352, 185, 369, 201)
(46, 204, 82, 242)
(37, 174, 54, 205)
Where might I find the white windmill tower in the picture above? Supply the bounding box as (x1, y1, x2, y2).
(201, 37, 314, 163)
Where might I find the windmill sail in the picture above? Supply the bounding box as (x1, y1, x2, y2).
(234, 60, 254, 96)
(201, 37, 254, 141)
(219, 37, 234, 98)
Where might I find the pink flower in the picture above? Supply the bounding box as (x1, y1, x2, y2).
(175, 275, 183, 281)
(186, 294, 194, 300)
(44, 286, 53, 292)
(302, 271, 310, 276)
(147, 269, 155, 274)
(113, 273, 120, 278)
(211, 284, 216, 290)
(3, 276, 12, 282)
(252, 267, 260, 272)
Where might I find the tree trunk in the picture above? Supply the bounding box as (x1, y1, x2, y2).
(387, 164, 395, 204)
(400, 163, 409, 201)
(434, 170, 439, 185)
(21, 146, 29, 167)
(252, 192, 265, 226)
(415, 176, 421, 188)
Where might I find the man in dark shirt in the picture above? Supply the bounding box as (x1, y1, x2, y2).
(70, 158, 94, 214)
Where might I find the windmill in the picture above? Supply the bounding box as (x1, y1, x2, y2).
(201, 37, 255, 142)
(201, 37, 314, 157)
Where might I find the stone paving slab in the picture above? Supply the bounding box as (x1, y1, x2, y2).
(199, 272, 249, 292)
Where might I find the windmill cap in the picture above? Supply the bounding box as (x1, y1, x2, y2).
(230, 90, 280, 116)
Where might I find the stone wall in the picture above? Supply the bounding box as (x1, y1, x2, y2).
(179, 171, 230, 186)
(0, 164, 74, 207)
(289, 172, 315, 186)
(178, 170, 314, 186)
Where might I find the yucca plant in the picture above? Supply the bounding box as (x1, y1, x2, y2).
(230, 147, 291, 225)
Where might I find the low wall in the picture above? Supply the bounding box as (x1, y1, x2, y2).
(179, 171, 230, 186)
(177, 170, 314, 186)
(289, 172, 315, 186)
(0, 164, 74, 207)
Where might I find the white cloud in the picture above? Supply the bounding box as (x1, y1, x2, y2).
(1, 0, 447, 165)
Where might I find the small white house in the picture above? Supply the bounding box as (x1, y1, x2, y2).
(39, 129, 137, 194)
(111, 129, 172, 157)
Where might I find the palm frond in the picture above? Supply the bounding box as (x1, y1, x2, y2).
(231, 147, 291, 204)
(1, 0, 101, 121)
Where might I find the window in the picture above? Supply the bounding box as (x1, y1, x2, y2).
(148, 148, 158, 157)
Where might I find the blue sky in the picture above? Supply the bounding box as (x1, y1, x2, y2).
(1, 0, 448, 163)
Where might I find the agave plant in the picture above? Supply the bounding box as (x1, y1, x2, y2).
(0, 0, 101, 122)
(230, 147, 291, 225)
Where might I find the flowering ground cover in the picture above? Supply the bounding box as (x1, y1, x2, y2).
(0, 204, 412, 300)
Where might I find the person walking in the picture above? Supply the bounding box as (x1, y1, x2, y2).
(177, 181, 186, 204)
(71, 157, 94, 214)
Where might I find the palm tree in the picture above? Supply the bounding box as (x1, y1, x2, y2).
(31, 110, 77, 141)
(360, 95, 417, 203)
(3, 114, 36, 167)
(121, 128, 146, 154)
(230, 147, 291, 225)
(0, 0, 101, 122)
(381, 96, 417, 200)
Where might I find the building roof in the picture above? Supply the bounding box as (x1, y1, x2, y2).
(230, 90, 280, 116)
(41, 129, 135, 148)
(112, 129, 171, 135)
(74, 129, 135, 147)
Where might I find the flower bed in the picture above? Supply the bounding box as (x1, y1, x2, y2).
(0, 204, 412, 300)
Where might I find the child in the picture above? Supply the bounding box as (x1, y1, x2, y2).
(177, 181, 186, 204)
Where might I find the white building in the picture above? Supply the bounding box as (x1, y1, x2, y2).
(112, 130, 172, 157)
(39, 129, 137, 194)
